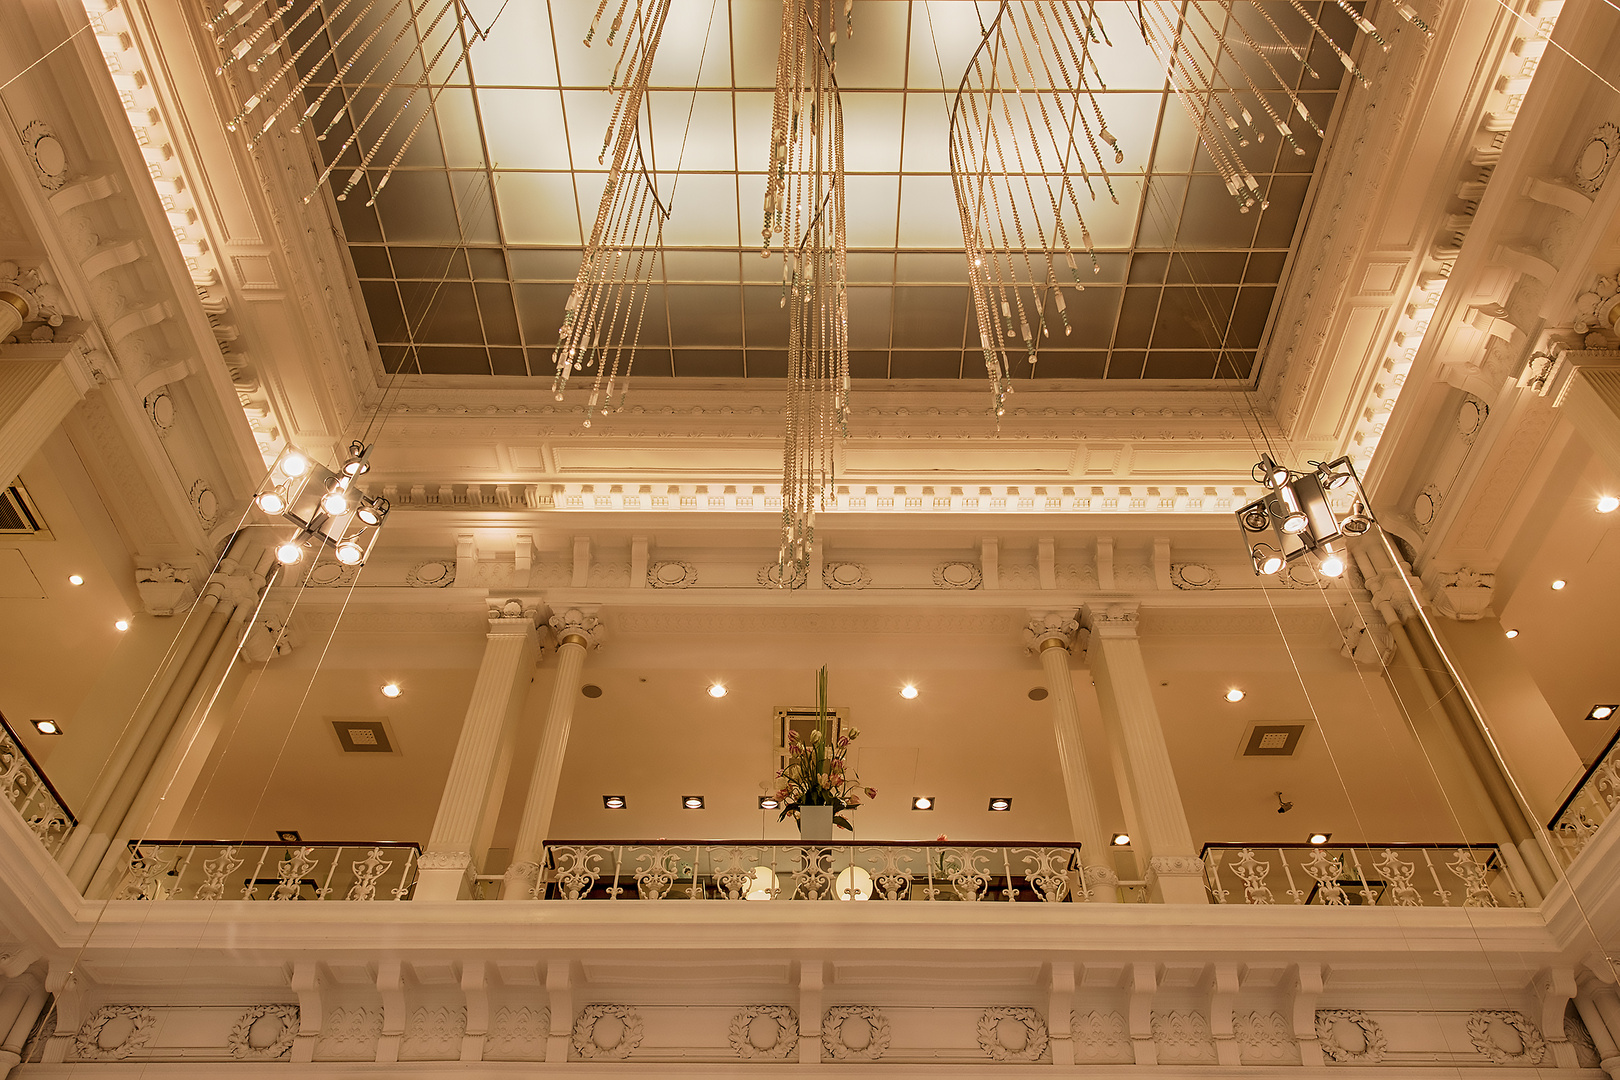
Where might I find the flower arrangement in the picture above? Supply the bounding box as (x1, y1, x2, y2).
(773, 666, 876, 832)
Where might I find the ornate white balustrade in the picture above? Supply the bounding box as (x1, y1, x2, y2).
(0, 717, 75, 856)
(1202, 843, 1528, 907)
(519, 842, 1088, 901)
(1548, 729, 1620, 866)
(110, 840, 420, 901)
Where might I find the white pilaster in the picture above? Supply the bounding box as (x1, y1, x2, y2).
(1085, 602, 1206, 904)
(503, 608, 604, 899)
(0, 337, 89, 487)
(416, 602, 542, 900)
(1024, 612, 1116, 901)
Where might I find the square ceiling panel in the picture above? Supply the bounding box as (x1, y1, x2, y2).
(291, 0, 1357, 381)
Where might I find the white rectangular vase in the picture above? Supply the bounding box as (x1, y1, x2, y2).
(797, 805, 836, 842)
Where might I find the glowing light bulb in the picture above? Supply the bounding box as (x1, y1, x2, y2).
(276, 541, 304, 565)
(1282, 510, 1309, 534)
(114, 619, 130, 632)
(900, 684, 918, 699)
(1319, 553, 1345, 578)
(1112, 833, 1131, 846)
(381, 683, 401, 698)
(1592, 706, 1613, 720)
(335, 541, 363, 565)
(256, 490, 286, 514)
(1226, 688, 1245, 703)
(1505, 628, 1519, 638)
(280, 449, 309, 477)
(321, 491, 349, 516)
(707, 683, 727, 698)
(1309, 832, 1330, 845)
(912, 796, 933, 810)
(1552, 579, 1566, 590)
(1599, 496, 1619, 514)
(68, 574, 83, 586)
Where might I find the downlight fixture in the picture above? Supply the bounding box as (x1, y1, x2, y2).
(335, 541, 364, 565)
(32, 718, 60, 735)
(1309, 832, 1332, 845)
(1599, 495, 1619, 514)
(911, 796, 934, 810)
(256, 487, 288, 514)
(68, 574, 83, 586)
(275, 540, 304, 565)
(900, 684, 918, 699)
(603, 795, 627, 809)
(114, 619, 130, 632)
(682, 795, 705, 810)
(987, 797, 1011, 811)
(759, 795, 781, 810)
(380, 683, 402, 698)
(1111, 833, 1131, 846)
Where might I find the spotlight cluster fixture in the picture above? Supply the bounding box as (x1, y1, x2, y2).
(255, 443, 390, 568)
(1236, 455, 1372, 579)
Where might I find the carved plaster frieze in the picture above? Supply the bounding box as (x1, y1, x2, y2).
(1151, 1010, 1217, 1063)
(485, 1005, 548, 1061)
(822, 1005, 891, 1060)
(572, 1004, 643, 1060)
(399, 1005, 466, 1061)
(226, 1005, 297, 1060)
(313, 1006, 381, 1061)
(405, 559, 456, 587)
(977, 1007, 1048, 1062)
(1072, 1010, 1133, 1063)
(728, 1005, 797, 1060)
(823, 561, 871, 589)
(1235, 1011, 1299, 1064)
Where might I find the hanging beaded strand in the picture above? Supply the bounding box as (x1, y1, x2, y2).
(552, 0, 674, 426)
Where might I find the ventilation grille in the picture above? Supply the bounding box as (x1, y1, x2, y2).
(1241, 723, 1307, 757)
(0, 484, 44, 534)
(330, 717, 396, 754)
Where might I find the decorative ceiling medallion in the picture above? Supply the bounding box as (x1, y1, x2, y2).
(307, 560, 358, 588)
(189, 480, 219, 528)
(1466, 1011, 1546, 1065)
(978, 1007, 1049, 1063)
(1315, 1010, 1386, 1065)
(822, 1006, 891, 1061)
(647, 560, 697, 589)
(1169, 563, 1221, 591)
(823, 562, 871, 589)
(405, 559, 456, 588)
(1455, 396, 1489, 444)
(571, 1004, 643, 1061)
(757, 562, 807, 589)
(73, 1006, 157, 1061)
(227, 1005, 298, 1060)
(1574, 122, 1619, 194)
(1413, 483, 1444, 533)
(932, 561, 982, 590)
(144, 390, 175, 433)
(21, 120, 68, 190)
(729, 1005, 797, 1060)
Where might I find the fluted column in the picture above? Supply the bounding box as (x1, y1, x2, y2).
(0, 324, 88, 489)
(0, 973, 45, 1080)
(1575, 981, 1620, 1080)
(1024, 612, 1117, 902)
(504, 607, 604, 900)
(1085, 603, 1205, 904)
(415, 600, 542, 901)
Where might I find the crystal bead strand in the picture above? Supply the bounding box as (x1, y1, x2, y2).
(552, 0, 674, 425)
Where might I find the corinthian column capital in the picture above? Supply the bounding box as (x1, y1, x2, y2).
(1024, 610, 1083, 655)
(549, 606, 605, 650)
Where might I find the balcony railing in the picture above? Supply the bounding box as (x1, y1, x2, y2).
(110, 840, 420, 901)
(1201, 843, 1528, 907)
(0, 715, 75, 856)
(1548, 726, 1620, 866)
(513, 841, 1091, 901)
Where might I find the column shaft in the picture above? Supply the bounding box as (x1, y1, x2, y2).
(0, 346, 83, 488)
(504, 636, 589, 899)
(1035, 639, 1116, 901)
(416, 617, 539, 900)
(1088, 610, 1205, 904)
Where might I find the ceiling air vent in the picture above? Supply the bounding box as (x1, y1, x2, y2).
(1240, 723, 1307, 758)
(330, 717, 397, 754)
(0, 484, 46, 535)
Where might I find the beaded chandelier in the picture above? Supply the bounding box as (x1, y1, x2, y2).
(763, 0, 853, 587)
(950, 0, 1433, 405)
(551, 0, 674, 424)
(206, 0, 505, 206)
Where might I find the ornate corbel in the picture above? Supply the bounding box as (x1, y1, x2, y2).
(1421, 566, 1496, 621)
(135, 563, 197, 616)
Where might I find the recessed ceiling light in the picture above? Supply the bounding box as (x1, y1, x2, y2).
(1552, 579, 1567, 590)
(1309, 832, 1331, 845)
(1505, 628, 1519, 638)
(603, 795, 626, 809)
(114, 619, 129, 632)
(900, 684, 918, 699)
(67, 574, 83, 586)
(380, 682, 401, 698)
(276, 830, 301, 843)
(707, 683, 727, 698)
(911, 796, 934, 810)
(1599, 495, 1619, 514)
(1226, 688, 1245, 702)
(1589, 705, 1616, 721)
(987, 797, 1011, 811)
(32, 718, 60, 735)
(682, 795, 705, 809)
(1112, 833, 1131, 846)
(758, 795, 781, 810)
